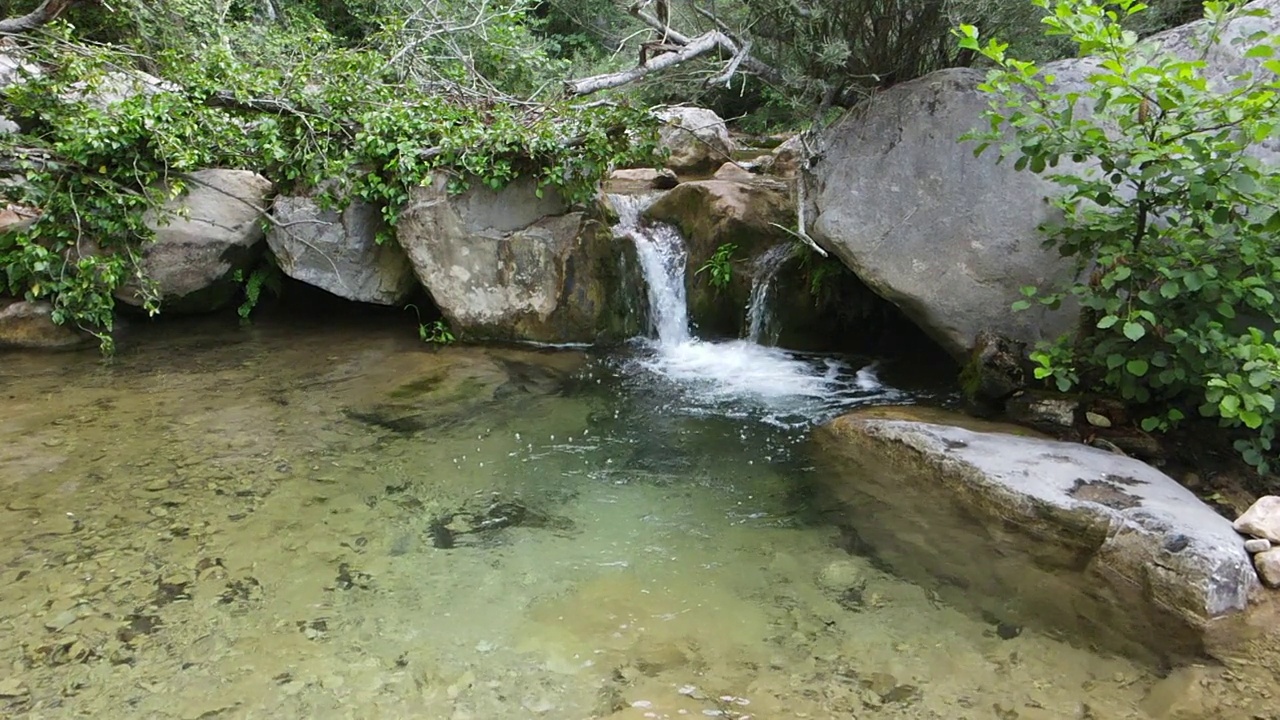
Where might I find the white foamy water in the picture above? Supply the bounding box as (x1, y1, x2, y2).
(608, 191, 901, 423)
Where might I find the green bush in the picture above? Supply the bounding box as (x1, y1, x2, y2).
(957, 0, 1280, 472)
(0, 4, 659, 352)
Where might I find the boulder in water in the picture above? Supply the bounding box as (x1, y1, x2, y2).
(395, 174, 645, 343)
(115, 169, 274, 314)
(267, 190, 416, 305)
(812, 406, 1260, 664)
(0, 300, 92, 350)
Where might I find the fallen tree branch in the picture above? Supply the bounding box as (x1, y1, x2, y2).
(706, 39, 751, 88)
(0, 0, 85, 35)
(629, 3, 783, 86)
(568, 31, 742, 97)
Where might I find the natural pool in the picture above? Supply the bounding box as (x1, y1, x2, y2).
(0, 314, 1196, 719)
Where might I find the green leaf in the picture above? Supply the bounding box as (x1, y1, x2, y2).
(1096, 315, 1119, 329)
(1123, 321, 1146, 341)
(1126, 358, 1149, 377)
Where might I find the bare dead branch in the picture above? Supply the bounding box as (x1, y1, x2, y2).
(629, 3, 783, 87)
(0, 0, 85, 35)
(566, 31, 737, 97)
(706, 39, 751, 88)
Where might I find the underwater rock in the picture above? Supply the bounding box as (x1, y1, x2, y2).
(816, 559, 864, 594)
(429, 493, 572, 549)
(812, 405, 1259, 664)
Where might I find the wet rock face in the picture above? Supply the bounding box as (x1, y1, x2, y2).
(806, 2, 1280, 360)
(812, 407, 1259, 664)
(115, 169, 275, 314)
(653, 107, 736, 174)
(267, 192, 416, 305)
(395, 174, 644, 343)
(645, 176, 794, 337)
(0, 300, 92, 350)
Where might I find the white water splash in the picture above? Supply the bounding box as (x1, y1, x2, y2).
(607, 191, 903, 423)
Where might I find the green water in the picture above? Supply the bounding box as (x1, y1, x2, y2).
(1, 317, 1163, 719)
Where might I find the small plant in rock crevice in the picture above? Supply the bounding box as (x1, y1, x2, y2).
(696, 242, 738, 290)
(233, 259, 284, 320)
(419, 319, 456, 345)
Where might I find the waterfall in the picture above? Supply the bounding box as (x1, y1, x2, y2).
(608, 193, 690, 345)
(744, 244, 794, 346)
(605, 189, 899, 422)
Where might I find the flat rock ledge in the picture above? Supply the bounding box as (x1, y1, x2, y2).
(812, 407, 1259, 664)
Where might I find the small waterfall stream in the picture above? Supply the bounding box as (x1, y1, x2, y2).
(610, 193, 691, 344)
(744, 243, 794, 345)
(607, 191, 900, 424)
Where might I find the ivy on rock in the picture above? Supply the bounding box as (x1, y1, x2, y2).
(0, 9, 661, 352)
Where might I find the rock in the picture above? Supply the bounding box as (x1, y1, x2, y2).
(0, 676, 28, 698)
(712, 162, 754, 181)
(760, 134, 805, 177)
(1085, 411, 1112, 428)
(1140, 666, 1219, 720)
(267, 191, 416, 305)
(812, 406, 1259, 664)
(0, 203, 38, 233)
(959, 330, 1026, 411)
(395, 174, 643, 343)
(807, 5, 1280, 360)
(645, 176, 793, 336)
(1244, 538, 1272, 554)
(0, 300, 92, 350)
(606, 168, 679, 191)
(116, 169, 274, 314)
(1254, 548, 1280, 588)
(1234, 496, 1280, 543)
(1005, 390, 1078, 431)
(816, 560, 863, 594)
(654, 107, 736, 173)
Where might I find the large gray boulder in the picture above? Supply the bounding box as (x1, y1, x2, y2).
(807, 3, 1280, 360)
(654, 107, 736, 174)
(116, 170, 274, 314)
(267, 193, 415, 305)
(812, 406, 1261, 664)
(395, 175, 643, 343)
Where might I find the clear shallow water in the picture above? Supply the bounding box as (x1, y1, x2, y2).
(0, 317, 1166, 719)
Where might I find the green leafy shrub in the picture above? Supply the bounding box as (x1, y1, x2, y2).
(0, 7, 660, 352)
(957, 0, 1280, 472)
